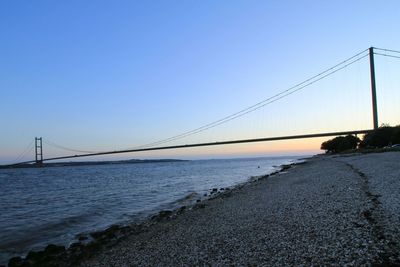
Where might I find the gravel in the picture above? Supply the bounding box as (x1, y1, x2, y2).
(79, 152, 400, 266)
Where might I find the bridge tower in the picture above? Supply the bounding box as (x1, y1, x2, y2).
(35, 137, 43, 165)
(369, 47, 378, 130)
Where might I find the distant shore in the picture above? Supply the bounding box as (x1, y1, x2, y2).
(8, 152, 400, 266)
(0, 158, 186, 169)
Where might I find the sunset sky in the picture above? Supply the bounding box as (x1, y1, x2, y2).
(1, 1, 400, 163)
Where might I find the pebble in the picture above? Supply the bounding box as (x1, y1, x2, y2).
(17, 152, 400, 266)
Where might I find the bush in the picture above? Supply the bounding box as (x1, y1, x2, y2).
(391, 126, 400, 145)
(321, 135, 360, 153)
(359, 125, 400, 148)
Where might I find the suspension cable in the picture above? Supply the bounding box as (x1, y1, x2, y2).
(43, 139, 100, 154)
(131, 49, 369, 149)
(374, 47, 400, 54)
(13, 140, 34, 163)
(374, 52, 400, 60)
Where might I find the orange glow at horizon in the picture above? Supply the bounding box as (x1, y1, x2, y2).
(92, 137, 331, 161)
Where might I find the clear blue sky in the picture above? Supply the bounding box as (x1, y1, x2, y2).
(1, 0, 400, 163)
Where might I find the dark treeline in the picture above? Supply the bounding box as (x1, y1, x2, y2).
(321, 125, 400, 153)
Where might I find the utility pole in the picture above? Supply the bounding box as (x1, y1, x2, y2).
(369, 47, 379, 130)
(35, 137, 43, 165)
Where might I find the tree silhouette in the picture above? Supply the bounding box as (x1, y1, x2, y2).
(359, 125, 399, 148)
(321, 135, 360, 153)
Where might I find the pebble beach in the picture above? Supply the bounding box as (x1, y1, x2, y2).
(8, 152, 400, 266)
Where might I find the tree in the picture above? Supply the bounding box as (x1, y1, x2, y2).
(321, 135, 360, 153)
(359, 126, 395, 148)
(391, 125, 400, 145)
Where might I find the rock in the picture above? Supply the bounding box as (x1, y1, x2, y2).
(210, 188, 218, 195)
(70, 242, 83, 251)
(281, 164, 292, 171)
(90, 230, 104, 240)
(82, 240, 102, 256)
(151, 210, 173, 222)
(26, 250, 45, 262)
(177, 206, 186, 214)
(194, 203, 206, 209)
(261, 174, 270, 179)
(77, 233, 89, 241)
(8, 257, 23, 267)
(44, 244, 65, 255)
(158, 210, 172, 217)
(78, 235, 88, 241)
(7, 245, 65, 267)
(221, 191, 232, 198)
(90, 225, 122, 240)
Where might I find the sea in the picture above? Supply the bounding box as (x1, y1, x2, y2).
(0, 156, 305, 264)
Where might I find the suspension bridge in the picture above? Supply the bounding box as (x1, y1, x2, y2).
(5, 47, 400, 167)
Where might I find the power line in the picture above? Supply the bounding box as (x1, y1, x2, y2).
(131, 49, 369, 149)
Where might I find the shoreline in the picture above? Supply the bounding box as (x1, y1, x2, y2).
(7, 152, 400, 266)
(5, 157, 304, 267)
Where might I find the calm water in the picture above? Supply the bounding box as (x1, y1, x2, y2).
(0, 156, 303, 264)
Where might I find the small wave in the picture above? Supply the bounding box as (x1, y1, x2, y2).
(0, 211, 102, 253)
